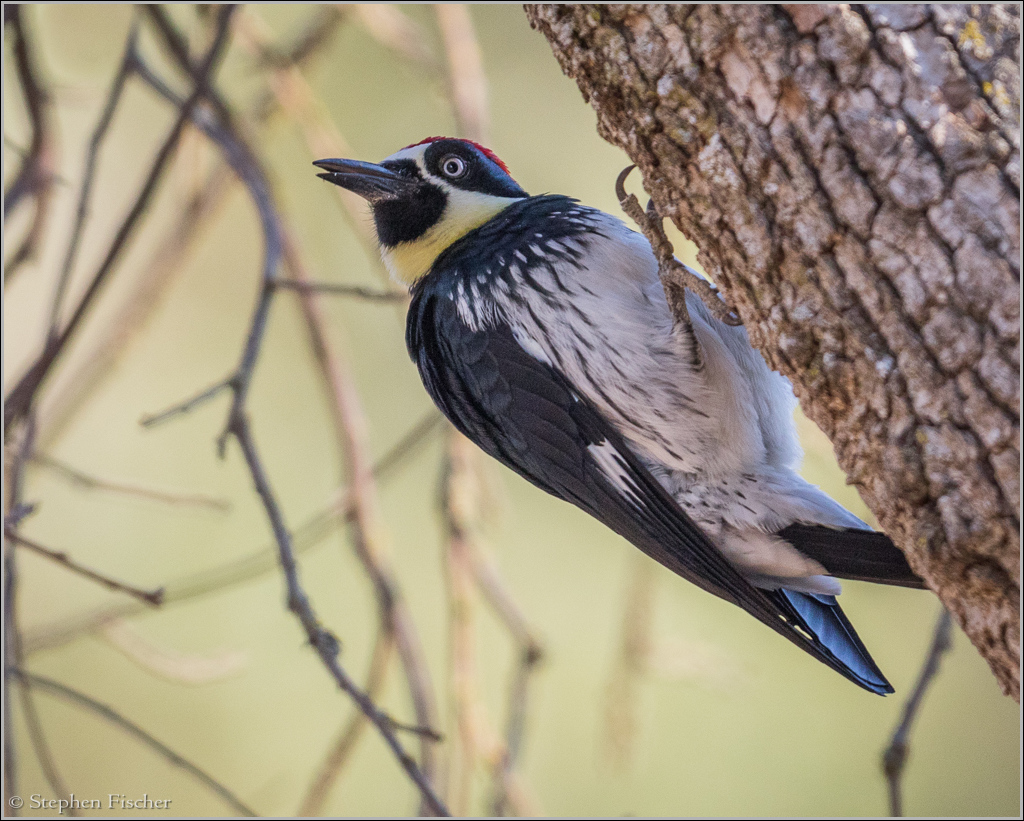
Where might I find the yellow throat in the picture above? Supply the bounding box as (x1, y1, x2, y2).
(382, 188, 523, 285)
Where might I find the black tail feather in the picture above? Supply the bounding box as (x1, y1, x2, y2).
(777, 524, 925, 589)
(767, 588, 894, 695)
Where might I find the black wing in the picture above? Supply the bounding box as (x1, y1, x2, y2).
(408, 289, 891, 693)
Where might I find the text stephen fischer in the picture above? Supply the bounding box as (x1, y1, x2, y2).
(29, 794, 172, 811)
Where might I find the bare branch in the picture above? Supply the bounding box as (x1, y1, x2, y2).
(468, 548, 544, 817)
(431, 9, 543, 813)
(48, 16, 140, 333)
(280, 222, 441, 811)
(232, 7, 388, 267)
(603, 554, 656, 767)
(441, 433, 484, 815)
(3, 6, 58, 282)
(490, 639, 543, 817)
(36, 161, 235, 449)
(101, 619, 247, 685)
(5, 531, 164, 606)
(231, 414, 449, 817)
(134, 11, 449, 811)
(299, 627, 396, 816)
(31, 453, 231, 511)
(15, 670, 257, 817)
(3, 414, 38, 814)
(16, 669, 77, 815)
(882, 607, 955, 817)
(433, 9, 544, 812)
(435, 5, 489, 144)
(441, 433, 542, 818)
(372, 411, 444, 478)
(139, 379, 232, 428)
(24, 410, 443, 656)
(381, 716, 445, 743)
(3, 5, 238, 434)
(274, 278, 407, 302)
(35, 7, 342, 449)
(250, 5, 345, 68)
(7, 8, 453, 814)
(348, 4, 438, 71)
(3, 4, 49, 214)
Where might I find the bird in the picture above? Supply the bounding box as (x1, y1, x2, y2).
(314, 136, 924, 695)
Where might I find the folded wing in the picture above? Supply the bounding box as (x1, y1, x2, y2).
(408, 288, 894, 694)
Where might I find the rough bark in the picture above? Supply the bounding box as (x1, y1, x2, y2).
(525, 4, 1020, 699)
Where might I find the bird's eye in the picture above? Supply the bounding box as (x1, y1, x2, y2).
(441, 155, 467, 178)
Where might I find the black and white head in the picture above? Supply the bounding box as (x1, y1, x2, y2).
(315, 137, 528, 285)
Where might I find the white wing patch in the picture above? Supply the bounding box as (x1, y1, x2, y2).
(588, 440, 643, 508)
(512, 329, 553, 367)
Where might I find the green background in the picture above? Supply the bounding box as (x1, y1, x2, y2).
(4, 4, 1019, 817)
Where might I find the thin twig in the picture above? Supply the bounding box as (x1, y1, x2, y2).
(435, 5, 489, 145)
(36, 161, 235, 449)
(231, 416, 449, 817)
(3, 5, 57, 282)
(138, 11, 282, 458)
(441, 433, 484, 816)
(882, 607, 954, 817)
(372, 411, 444, 477)
(23, 410, 443, 656)
(15, 670, 258, 817)
(436, 9, 491, 812)
(3, 415, 77, 813)
(5, 531, 164, 606)
(31, 453, 231, 511)
(136, 11, 449, 812)
(616, 165, 741, 327)
(348, 4, 438, 71)
(251, 5, 345, 67)
(139, 379, 231, 428)
(279, 223, 441, 811)
(274, 279, 406, 301)
(474, 550, 543, 817)
(441, 434, 541, 818)
(299, 627, 396, 816)
(3, 5, 238, 435)
(232, 7, 396, 278)
(382, 716, 446, 743)
(3, 414, 39, 815)
(17, 683, 76, 816)
(36, 7, 342, 449)
(100, 618, 246, 685)
(434, 9, 543, 813)
(603, 554, 656, 767)
(48, 16, 140, 334)
(461, 533, 544, 816)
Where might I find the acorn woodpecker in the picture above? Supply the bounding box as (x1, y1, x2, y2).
(315, 137, 923, 695)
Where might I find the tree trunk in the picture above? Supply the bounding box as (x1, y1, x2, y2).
(525, 4, 1020, 700)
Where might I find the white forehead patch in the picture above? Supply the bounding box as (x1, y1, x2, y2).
(383, 143, 430, 167)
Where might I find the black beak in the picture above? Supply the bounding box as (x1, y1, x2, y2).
(313, 158, 419, 203)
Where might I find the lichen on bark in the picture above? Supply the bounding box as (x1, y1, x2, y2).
(525, 3, 1020, 699)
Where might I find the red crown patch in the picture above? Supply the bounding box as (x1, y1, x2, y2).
(402, 136, 512, 176)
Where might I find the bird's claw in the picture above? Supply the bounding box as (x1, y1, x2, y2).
(615, 164, 742, 328)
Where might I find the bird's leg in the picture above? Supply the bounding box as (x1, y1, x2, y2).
(616, 166, 742, 327)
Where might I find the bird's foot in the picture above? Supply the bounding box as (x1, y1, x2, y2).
(616, 165, 742, 327)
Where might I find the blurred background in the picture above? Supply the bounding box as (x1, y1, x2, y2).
(3, 4, 1019, 817)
